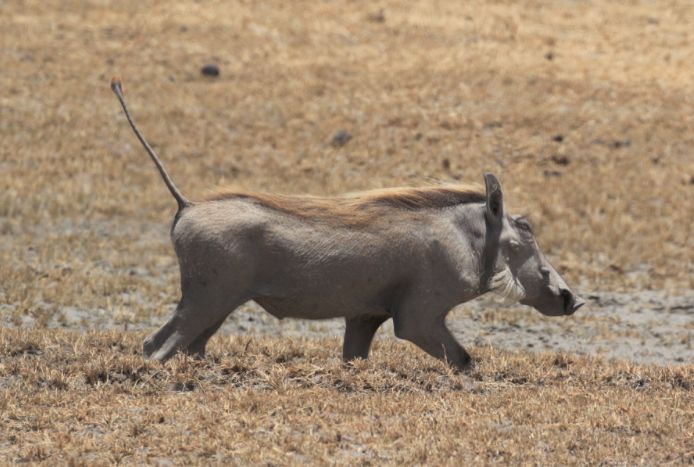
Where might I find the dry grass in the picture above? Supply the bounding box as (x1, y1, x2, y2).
(1, 328, 692, 465)
(2, 1, 694, 464)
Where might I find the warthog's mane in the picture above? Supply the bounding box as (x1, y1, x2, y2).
(206, 185, 486, 225)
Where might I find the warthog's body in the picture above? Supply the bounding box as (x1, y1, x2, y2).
(155, 189, 492, 365)
(175, 190, 489, 323)
(111, 79, 584, 370)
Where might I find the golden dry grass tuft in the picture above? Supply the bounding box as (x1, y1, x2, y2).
(2, 1, 694, 464)
(1, 328, 692, 465)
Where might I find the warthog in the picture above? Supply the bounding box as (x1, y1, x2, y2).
(111, 79, 584, 370)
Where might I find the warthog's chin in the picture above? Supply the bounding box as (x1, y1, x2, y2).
(489, 267, 526, 303)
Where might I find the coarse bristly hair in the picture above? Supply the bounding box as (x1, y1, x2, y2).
(489, 266, 526, 302)
(205, 185, 487, 226)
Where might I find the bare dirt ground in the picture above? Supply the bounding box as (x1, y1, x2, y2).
(1, 0, 693, 464)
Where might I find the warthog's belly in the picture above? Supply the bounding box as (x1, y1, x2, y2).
(253, 295, 383, 320)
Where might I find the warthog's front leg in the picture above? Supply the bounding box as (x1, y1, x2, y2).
(393, 312, 471, 371)
(343, 315, 389, 361)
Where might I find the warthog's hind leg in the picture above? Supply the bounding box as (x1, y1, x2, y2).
(143, 283, 246, 362)
(186, 314, 231, 359)
(343, 315, 389, 361)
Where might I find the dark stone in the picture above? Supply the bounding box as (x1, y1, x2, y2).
(612, 139, 631, 149)
(545, 51, 554, 61)
(201, 64, 220, 77)
(551, 154, 570, 166)
(367, 9, 385, 23)
(442, 158, 451, 170)
(331, 130, 352, 147)
(552, 134, 564, 143)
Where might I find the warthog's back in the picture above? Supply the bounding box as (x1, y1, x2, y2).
(205, 185, 486, 226)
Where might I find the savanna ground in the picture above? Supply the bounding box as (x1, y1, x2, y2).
(1, 0, 693, 464)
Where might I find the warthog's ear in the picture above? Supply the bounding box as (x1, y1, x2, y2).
(484, 173, 504, 221)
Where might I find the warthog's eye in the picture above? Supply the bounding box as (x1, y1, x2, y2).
(514, 217, 533, 234)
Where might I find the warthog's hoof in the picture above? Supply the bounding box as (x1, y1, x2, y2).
(143, 335, 157, 359)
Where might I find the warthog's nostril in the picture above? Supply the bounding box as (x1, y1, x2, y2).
(560, 289, 575, 315)
(560, 290, 584, 315)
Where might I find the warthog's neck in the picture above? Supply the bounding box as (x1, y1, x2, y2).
(450, 203, 500, 298)
(479, 223, 501, 295)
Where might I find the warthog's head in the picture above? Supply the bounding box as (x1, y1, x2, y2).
(483, 173, 584, 316)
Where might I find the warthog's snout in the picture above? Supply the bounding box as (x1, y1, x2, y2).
(561, 289, 585, 315)
(523, 287, 585, 317)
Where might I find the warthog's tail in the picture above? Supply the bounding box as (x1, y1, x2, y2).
(111, 78, 190, 211)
